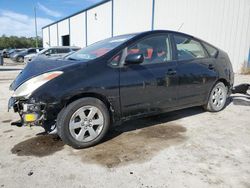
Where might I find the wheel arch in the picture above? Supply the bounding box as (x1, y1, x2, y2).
(204, 78, 230, 105)
(217, 78, 230, 89)
(64, 92, 115, 124)
(17, 55, 24, 61)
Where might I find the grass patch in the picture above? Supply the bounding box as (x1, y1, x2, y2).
(241, 62, 250, 75)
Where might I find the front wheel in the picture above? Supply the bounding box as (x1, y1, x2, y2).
(17, 56, 24, 62)
(57, 97, 110, 149)
(204, 82, 228, 112)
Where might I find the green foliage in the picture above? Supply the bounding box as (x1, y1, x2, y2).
(0, 35, 42, 49)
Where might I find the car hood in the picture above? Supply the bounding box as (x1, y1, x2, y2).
(10, 57, 80, 90)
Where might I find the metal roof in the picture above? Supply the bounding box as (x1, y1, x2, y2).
(42, 0, 111, 29)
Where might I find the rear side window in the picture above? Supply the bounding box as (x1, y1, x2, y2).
(174, 35, 207, 60)
(202, 42, 218, 57)
(28, 49, 36, 53)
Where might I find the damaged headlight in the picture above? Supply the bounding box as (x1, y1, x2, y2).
(12, 71, 63, 98)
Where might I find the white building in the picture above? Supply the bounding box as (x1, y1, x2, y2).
(42, 0, 250, 72)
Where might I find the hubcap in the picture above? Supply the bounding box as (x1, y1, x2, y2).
(69, 106, 104, 142)
(211, 85, 226, 109)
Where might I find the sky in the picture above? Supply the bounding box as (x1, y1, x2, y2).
(0, 0, 103, 37)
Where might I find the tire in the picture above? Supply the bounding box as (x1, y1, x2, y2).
(204, 82, 228, 112)
(57, 97, 110, 149)
(17, 56, 24, 62)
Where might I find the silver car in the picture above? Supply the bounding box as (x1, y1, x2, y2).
(24, 46, 80, 63)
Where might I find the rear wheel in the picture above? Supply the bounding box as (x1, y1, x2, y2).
(204, 82, 228, 112)
(57, 97, 110, 149)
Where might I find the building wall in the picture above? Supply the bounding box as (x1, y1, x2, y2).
(70, 12, 86, 48)
(58, 19, 70, 46)
(49, 24, 58, 46)
(154, 0, 250, 73)
(42, 0, 250, 72)
(113, 0, 152, 35)
(42, 27, 50, 48)
(87, 1, 112, 45)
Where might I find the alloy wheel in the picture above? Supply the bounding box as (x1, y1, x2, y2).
(211, 84, 227, 110)
(69, 105, 104, 142)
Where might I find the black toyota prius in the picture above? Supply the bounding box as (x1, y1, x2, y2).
(9, 30, 234, 148)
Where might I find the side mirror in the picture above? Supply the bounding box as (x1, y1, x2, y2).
(124, 53, 144, 65)
(45, 51, 50, 56)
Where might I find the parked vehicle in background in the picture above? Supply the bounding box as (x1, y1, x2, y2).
(2, 49, 9, 57)
(9, 30, 234, 149)
(2, 49, 25, 58)
(11, 48, 43, 63)
(24, 46, 80, 63)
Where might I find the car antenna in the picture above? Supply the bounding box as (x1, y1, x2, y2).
(178, 23, 184, 31)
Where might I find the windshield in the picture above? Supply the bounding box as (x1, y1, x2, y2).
(66, 34, 135, 61)
(38, 48, 49, 54)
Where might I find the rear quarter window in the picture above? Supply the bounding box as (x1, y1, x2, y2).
(174, 35, 208, 60)
(202, 42, 218, 57)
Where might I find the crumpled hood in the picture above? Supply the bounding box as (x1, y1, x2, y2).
(10, 57, 80, 90)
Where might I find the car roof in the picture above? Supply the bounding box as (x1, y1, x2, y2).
(109, 30, 196, 43)
(117, 30, 216, 48)
(138, 30, 195, 38)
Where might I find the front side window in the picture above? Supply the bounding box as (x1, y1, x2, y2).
(49, 49, 56, 55)
(127, 35, 172, 64)
(174, 35, 207, 60)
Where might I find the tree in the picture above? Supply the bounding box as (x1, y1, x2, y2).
(0, 35, 42, 49)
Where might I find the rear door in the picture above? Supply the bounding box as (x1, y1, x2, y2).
(173, 34, 217, 106)
(119, 34, 178, 118)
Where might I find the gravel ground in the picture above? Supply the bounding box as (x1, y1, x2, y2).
(0, 60, 250, 188)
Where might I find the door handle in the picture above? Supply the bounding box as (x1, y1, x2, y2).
(208, 64, 215, 70)
(167, 69, 177, 75)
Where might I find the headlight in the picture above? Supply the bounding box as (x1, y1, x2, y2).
(13, 71, 63, 98)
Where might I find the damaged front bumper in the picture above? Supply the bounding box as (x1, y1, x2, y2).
(8, 97, 46, 127)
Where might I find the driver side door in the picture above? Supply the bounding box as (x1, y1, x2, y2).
(119, 34, 178, 119)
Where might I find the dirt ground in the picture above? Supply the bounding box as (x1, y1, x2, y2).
(0, 59, 250, 188)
